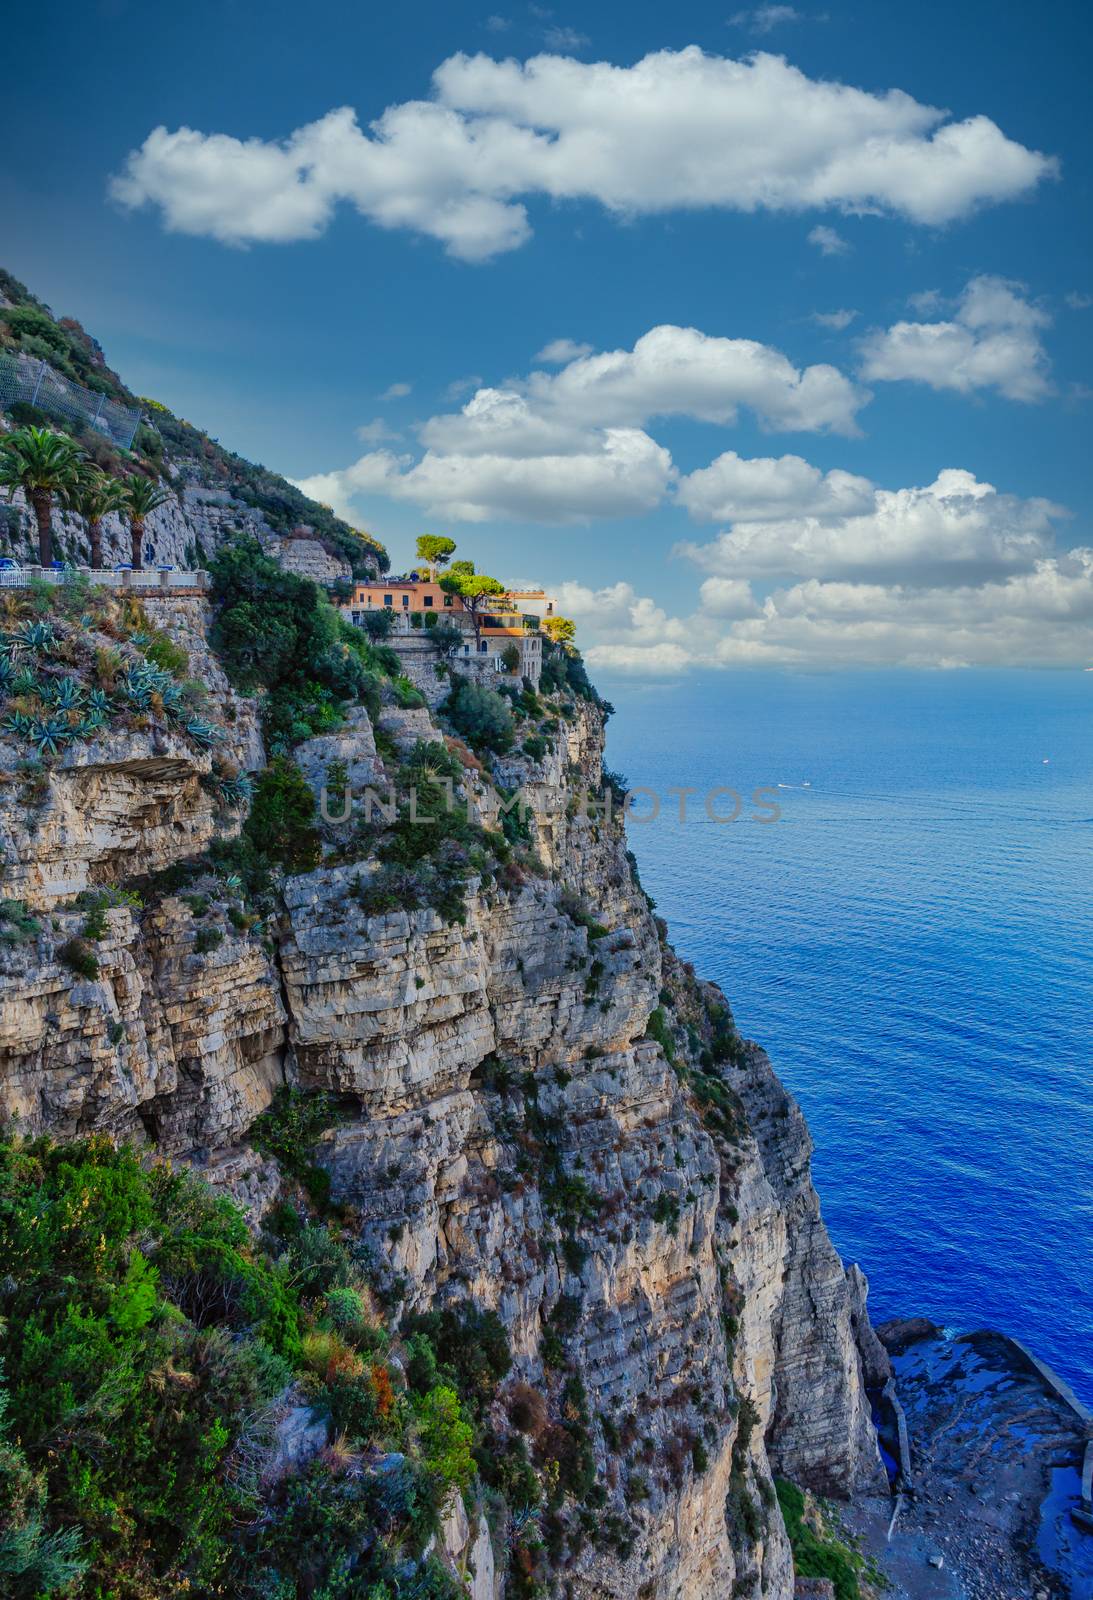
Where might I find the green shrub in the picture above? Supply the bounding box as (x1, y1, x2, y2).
(244, 756, 322, 875)
(775, 1478, 868, 1600)
(57, 936, 98, 979)
(0, 901, 40, 947)
(442, 679, 515, 755)
(194, 926, 224, 954)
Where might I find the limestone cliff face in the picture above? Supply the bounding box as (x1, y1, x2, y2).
(0, 600, 884, 1597)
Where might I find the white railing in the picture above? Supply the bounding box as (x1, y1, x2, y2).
(0, 564, 209, 592)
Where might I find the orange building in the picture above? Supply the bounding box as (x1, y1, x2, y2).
(342, 573, 553, 682)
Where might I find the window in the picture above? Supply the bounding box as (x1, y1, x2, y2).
(444, 595, 453, 607)
(402, 593, 410, 607)
(351, 611, 361, 624)
(479, 640, 488, 653)
(383, 595, 393, 607)
(423, 595, 433, 607)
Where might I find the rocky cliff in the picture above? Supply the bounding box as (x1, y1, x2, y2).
(0, 579, 885, 1598)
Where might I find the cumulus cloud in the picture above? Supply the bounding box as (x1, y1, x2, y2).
(678, 467, 1065, 584)
(297, 324, 866, 525)
(381, 381, 412, 399)
(570, 549, 1093, 676)
(111, 47, 1056, 260)
(517, 324, 866, 435)
(298, 429, 674, 523)
(678, 450, 874, 522)
(860, 275, 1053, 401)
(573, 466, 1090, 676)
(808, 224, 850, 256)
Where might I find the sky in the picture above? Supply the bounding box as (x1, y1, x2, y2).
(3, 0, 1092, 675)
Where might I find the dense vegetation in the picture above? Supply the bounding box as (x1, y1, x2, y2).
(209, 535, 397, 753)
(0, 1133, 498, 1599)
(0, 269, 386, 577)
(776, 1478, 880, 1600)
(0, 576, 227, 764)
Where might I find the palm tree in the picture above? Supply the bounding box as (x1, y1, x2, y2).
(122, 475, 171, 570)
(0, 426, 84, 566)
(64, 467, 127, 570)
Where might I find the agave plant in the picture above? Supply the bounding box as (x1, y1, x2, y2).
(49, 676, 85, 710)
(86, 688, 111, 716)
(0, 656, 14, 692)
(160, 681, 185, 715)
(11, 667, 40, 697)
(75, 710, 108, 738)
(3, 709, 34, 738)
(32, 714, 74, 756)
(215, 773, 253, 808)
(15, 621, 55, 654)
(185, 717, 222, 750)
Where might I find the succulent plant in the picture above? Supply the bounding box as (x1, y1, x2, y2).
(215, 773, 253, 808)
(185, 717, 222, 750)
(15, 621, 55, 653)
(49, 676, 85, 710)
(32, 714, 73, 756)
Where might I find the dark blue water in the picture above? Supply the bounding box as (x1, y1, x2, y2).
(600, 670, 1093, 1402)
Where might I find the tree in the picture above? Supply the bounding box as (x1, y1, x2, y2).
(122, 476, 171, 570)
(360, 608, 396, 640)
(542, 615, 577, 647)
(415, 535, 457, 576)
(64, 467, 127, 570)
(0, 426, 84, 566)
(444, 680, 514, 754)
(439, 565, 506, 641)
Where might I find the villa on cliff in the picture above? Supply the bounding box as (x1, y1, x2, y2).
(342, 572, 554, 684)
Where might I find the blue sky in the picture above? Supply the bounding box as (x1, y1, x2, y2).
(3, 0, 1091, 673)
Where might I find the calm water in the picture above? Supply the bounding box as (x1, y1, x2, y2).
(601, 670, 1093, 1402)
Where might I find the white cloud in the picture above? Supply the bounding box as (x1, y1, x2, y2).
(679, 467, 1065, 584)
(678, 450, 874, 522)
(696, 577, 763, 617)
(304, 428, 674, 523)
(541, 24, 589, 49)
(860, 274, 1053, 401)
(568, 539, 1093, 676)
(485, 14, 511, 30)
(907, 288, 944, 314)
(356, 417, 400, 444)
(112, 47, 1057, 261)
(534, 337, 594, 363)
(382, 381, 412, 399)
(808, 224, 850, 256)
(729, 4, 801, 31)
(811, 308, 858, 329)
(300, 324, 866, 525)
(1065, 291, 1092, 311)
(517, 324, 867, 435)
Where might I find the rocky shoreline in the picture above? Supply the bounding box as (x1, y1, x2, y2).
(846, 1322, 1093, 1600)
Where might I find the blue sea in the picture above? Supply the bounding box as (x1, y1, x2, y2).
(601, 670, 1093, 1403)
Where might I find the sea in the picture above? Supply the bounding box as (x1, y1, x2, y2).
(600, 669, 1093, 1403)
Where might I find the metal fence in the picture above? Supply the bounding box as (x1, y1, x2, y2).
(0, 353, 142, 450)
